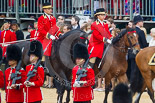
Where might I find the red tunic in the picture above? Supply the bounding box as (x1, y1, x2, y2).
(38, 14, 61, 56)
(88, 21, 112, 59)
(71, 65, 95, 102)
(5, 67, 26, 102)
(25, 64, 44, 103)
(0, 30, 17, 57)
(0, 69, 4, 88)
(30, 29, 39, 41)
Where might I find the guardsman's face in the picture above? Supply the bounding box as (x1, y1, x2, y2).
(76, 58, 85, 66)
(97, 14, 106, 21)
(44, 8, 52, 15)
(8, 60, 17, 67)
(30, 54, 39, 63)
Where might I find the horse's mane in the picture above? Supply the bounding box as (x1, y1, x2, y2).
(58, 29, 86, 41)
(112, 27, 136, 44)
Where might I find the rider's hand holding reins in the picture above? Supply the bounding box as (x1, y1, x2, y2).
(103, 37, 112, 44)
(47, 33, 56, 40)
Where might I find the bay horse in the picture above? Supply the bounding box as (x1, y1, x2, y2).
(134, 46, 155, 103)
(93, 27, 140, 103)
(15, 29, 89, 103)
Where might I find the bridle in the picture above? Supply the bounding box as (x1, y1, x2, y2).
(127, 31, 139, 49)
(113, 30, 139, 53)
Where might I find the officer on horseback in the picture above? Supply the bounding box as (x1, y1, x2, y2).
(88, 8, 112, 68)
(37, 2, 61, 57)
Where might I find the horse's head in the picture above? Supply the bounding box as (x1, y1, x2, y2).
(124, 27, 140, 54)
(79, 30, 93, 46)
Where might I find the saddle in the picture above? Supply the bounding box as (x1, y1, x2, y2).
(148, 53, 155, 65)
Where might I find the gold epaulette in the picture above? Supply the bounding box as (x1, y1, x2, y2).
(96, 20, 100, 25)
(43, 14, 47, 19)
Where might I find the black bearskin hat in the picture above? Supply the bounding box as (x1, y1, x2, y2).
(133, 15, 143, 24)
(6, 44, 21, 62)
(113, 83, 132, 103)
(73, 43, 88, 61)
(94, 8, 106, 16)
(28, 40, 43, 59)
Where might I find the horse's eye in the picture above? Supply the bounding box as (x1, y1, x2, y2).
(129, 36, 133, 39)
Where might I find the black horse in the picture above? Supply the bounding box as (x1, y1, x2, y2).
(16, 29, 89, 103)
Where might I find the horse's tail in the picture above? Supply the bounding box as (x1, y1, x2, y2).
(130, 59, 144, 93)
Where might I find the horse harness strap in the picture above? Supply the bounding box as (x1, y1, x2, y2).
(113, 44, 128, 53)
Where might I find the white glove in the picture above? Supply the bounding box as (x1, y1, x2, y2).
(24, 81, 35, 87)
(50, 35, 56, 40)
(106, 39, 112, 44)
(73, 81, 81, 87)
(73, 81, 87, 87)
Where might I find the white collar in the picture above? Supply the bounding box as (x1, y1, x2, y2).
(98, 19, 104, 26)
(44, 12, 51, 19)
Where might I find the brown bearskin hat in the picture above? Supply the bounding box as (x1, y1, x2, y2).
(73, 43, 88, 61)
(28, 40, 43, 59)
(6, 44, 21, 62)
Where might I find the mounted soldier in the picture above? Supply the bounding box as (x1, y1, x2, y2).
(37, 2, 61, 57)
(88, 8, 112, 68)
